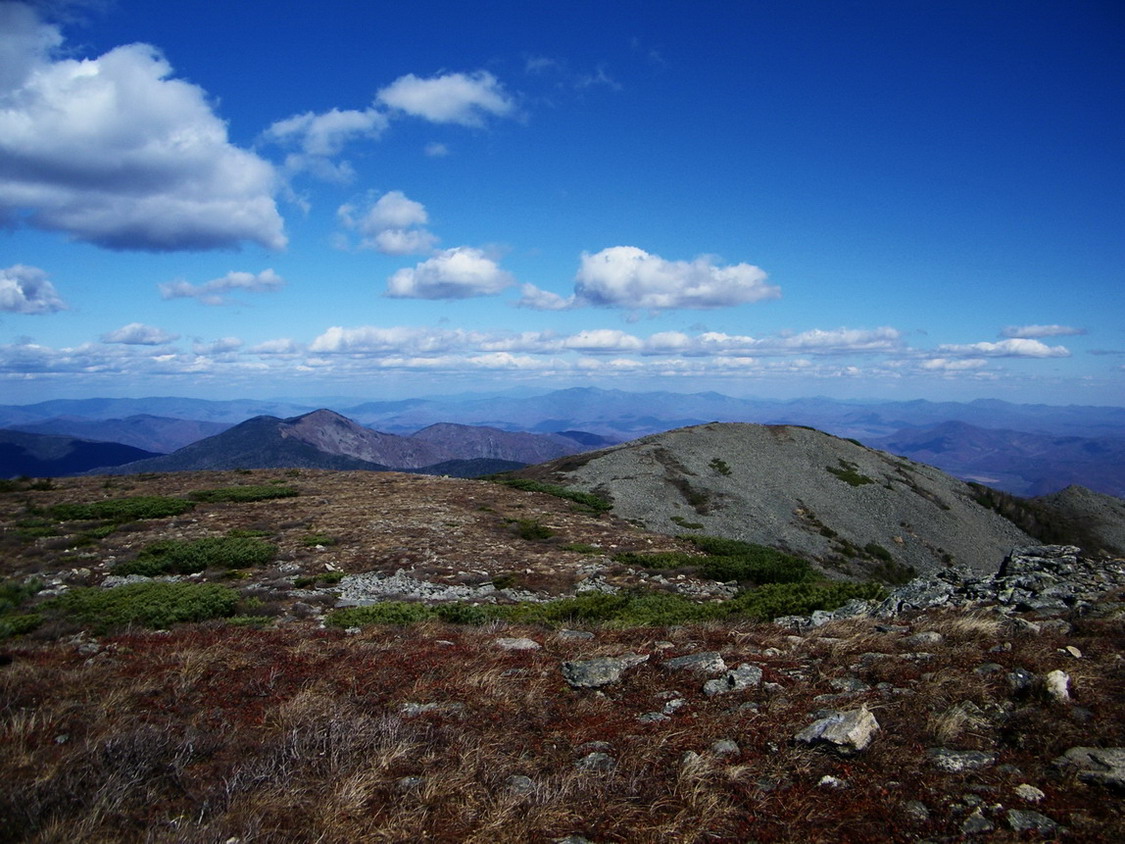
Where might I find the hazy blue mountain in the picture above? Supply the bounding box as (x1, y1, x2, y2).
(93, 410, 604, 477)
(871, 421, 1125, 497)
(9, 415, 231, 453)
(0, 397, 318, 427)
(0, 430, 161, 477)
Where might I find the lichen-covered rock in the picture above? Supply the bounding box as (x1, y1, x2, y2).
(561, 653, 648, 688)
(1052, 746, 1125, 790)
(927, 748, 997, 772)
(703, 663, 763, 696)
(662, 651, 727, 673)
(794, 705, 880, 753)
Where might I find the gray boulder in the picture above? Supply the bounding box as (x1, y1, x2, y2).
(1052, 746, 1125, 790)
(561, 653, 649, 688)
(794, 705, 880, 753)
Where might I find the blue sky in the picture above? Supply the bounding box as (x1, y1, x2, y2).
(1, 0, 1122, 405)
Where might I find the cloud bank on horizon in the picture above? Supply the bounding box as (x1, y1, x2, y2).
(0, 0, 1120, 404)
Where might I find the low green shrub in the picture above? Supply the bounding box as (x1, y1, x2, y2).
(51, 582, 239, 632)
(112, 536, 277, 576)
(826, 460, 874, 487)
(0, 578, 43, 612)
(514, 518, 554, 541)
(189, 486, 299, 503)
(613, 535, 816, 585)
(0, 613, 42, 639)
(328, 602, 434, 627)
(709, 457, 732, 476)
(725, 580, 886, 621)
(864, 542, 893, 562)
(52, 496, 194, 523)
(493, 478, 612, 513)
(293, 571, 345, 588)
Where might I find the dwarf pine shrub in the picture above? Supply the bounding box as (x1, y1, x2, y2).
(52, 582, 239, 632)
(189, 485, 299, 503)
(51, 496, 194, 523)
(112, 536, 278, 576)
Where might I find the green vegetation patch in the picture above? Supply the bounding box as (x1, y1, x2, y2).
(112, 536, 278, 577)
(51, 496, 194, 523)
(613, 535, 817, 585)
(513, 518, 554, 541)
(493, 478, 612, 513)
(1, 578, 44, 637)
(51, 582, 239, 632)
(293, 571, 345, 588)
(326, 578, 887, 630)
(189, 485, 299, 503)
(825, 460, 874, 487)
(709, 457, 733, 476)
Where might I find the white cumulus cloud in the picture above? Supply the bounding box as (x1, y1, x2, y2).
(572, 246, 780, 310)
(936, 338, 1070, 358)
(1000, 324, 1086, 339)
(377, 71, 515, 126)
(101, 323, 179, 345)
(0, 3, 285, 251)
(337, 191, 438, 255)
(516, 283, 575, 311)
(159, 269, 285, 305)
(0, 264, 67, 313)
(386, 247, 515, 299)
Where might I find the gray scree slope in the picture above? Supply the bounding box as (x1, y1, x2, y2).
(532, 422, 1034, 575)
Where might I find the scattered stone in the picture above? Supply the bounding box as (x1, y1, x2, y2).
(495, 637, 541, 651)
(554, 837, 594, 844)
(828, 676, 869, 693)
(960, 808, 994, 835)
(777, 546, 1125, 627)
(703, 663, 763, 696)
(974, 662, 1004, 675)
(575, 752, 615, 772)
(681, 751, 705, 769)
(506, 775, 535, 795)
(818, 774, 846, 789)
(1044, 669, 1070, 702)
(906, 631, 944, 647)
(561, 653, 648, 688)
(397, 776, 425, 790)
(711, 739, 740, 756)
(1007, 667, 1034, 694)
(1014, 783, 1045, 803)
(1052, 746, 1125, 789)
(1006, 809, 1060, 834)
(637, 712, 669, 724)
(928, 748, 998, 772)
(902, 800, 930, 824)
(794, 705, 880, 753)
(1062, 645, 1083, 658)
(557, 629, 594, 640)
(662, 651, 727, 673)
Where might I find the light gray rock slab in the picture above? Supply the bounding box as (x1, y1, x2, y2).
(794, 705, 880, 753)
(703, 663, 763, 696)
(561, 653, 649, 688)
(662, 651, 727, 673)
(1053, 746, 1125, 789)
(928, 748, 998, 772)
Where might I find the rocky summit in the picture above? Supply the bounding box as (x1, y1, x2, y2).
(517, 422, 1037, 575)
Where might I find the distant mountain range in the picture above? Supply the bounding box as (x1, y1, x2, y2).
(81, 410, 611, 477)
(1, 389, 1123, 495)
(870, 421, 1125, 498)
(0, 430, 161, 477)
